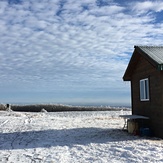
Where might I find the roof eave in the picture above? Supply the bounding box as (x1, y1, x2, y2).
(123, 49, 140, 81)
(123, 46, 163, 81)
(123, 76, 131, 81)
(134, 46, 159, 68)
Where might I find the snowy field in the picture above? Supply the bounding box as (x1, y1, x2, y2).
(0, 110, 163, 163)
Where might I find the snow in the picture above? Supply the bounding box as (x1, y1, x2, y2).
(0, 110, 163, 162)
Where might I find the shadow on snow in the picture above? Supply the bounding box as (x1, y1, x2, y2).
(0, 128, 139, 150)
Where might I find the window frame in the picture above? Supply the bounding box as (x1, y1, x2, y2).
(140, 78, 150, 101)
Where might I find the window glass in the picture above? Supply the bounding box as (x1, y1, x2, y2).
(145, 79, 149, 99)
(140, 80, 144, 100)
(140, 78, 149, 101)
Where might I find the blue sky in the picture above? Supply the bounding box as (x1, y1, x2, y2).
(0, 0, 163, 106)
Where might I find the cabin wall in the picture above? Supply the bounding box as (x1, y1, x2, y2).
(131, 55, 163, 138)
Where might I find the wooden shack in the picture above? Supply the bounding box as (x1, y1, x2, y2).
(123, 46, 163, 138)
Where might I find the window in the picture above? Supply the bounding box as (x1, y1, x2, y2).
(140, 78, 149, 101)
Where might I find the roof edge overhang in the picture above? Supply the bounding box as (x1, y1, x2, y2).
(135, 46, 159, 68)
(123, 46, 161, 81)
(123, 48, 139, 81)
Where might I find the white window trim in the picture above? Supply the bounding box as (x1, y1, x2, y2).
(140, 78, 150, 101)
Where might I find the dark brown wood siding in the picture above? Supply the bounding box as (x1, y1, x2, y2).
(131, 54, 163, 137)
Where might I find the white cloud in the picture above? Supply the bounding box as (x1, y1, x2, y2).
(0, 0, 162, 104)
(132, 1, 163, 13)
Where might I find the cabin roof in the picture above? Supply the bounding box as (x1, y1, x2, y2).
(123, 45, 163, 81)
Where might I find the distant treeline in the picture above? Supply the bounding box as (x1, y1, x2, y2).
(2, 104, 130, 112)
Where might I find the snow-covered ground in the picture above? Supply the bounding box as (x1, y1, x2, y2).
(0, 110, 163, 163)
